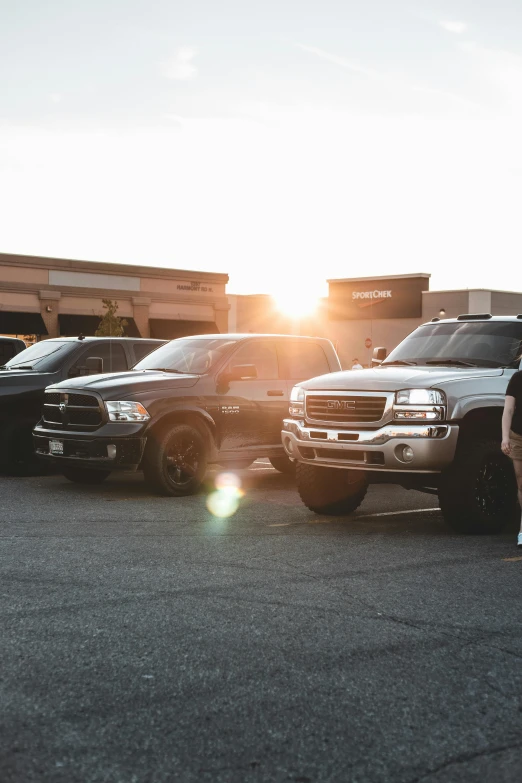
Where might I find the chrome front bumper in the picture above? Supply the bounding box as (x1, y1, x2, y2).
(281, 419, 459, 473)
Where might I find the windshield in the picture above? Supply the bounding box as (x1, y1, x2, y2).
(384, 321, 522, 368)
(133, 337, 239, 374)
(4, 340, 71, 371)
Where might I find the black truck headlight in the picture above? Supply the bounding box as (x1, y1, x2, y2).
(106, 401, 150, 422)
(289, 386, 305, 417)
(393, 388, 446, 421)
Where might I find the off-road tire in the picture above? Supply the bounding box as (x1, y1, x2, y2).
(438, 438, 518, 534)
(296, 462, 368, 515)
(62, 468, 111, 484)
(143, 423, 207, 497)
(269, 455, 296, 475)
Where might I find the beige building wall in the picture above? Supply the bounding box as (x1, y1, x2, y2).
(0, 253, 229, 339)
(0, 264, 48, 285)
(229, 279, 522, 370)
(491, 291, 522, 316)
(323, 318, 420, 369)
(422, 290, 479, 321)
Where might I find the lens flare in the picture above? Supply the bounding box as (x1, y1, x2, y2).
(206, 472, 244, 518)
(215, 472, 242, 491)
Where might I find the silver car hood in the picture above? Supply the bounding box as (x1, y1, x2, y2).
(301, 365, 505, 392)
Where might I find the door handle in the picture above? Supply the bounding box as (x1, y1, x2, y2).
(267, 390, 284, 396)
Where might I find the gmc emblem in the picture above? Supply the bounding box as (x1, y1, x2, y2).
(327, 399, 356, 410)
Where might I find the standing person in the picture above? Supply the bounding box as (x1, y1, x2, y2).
(351, 358, 363, 370)
(501, 372, 522, 547)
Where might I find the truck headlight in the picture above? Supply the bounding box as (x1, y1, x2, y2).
(395, 389, 445, 405)
(289, 386, 305, 417)
(106, 401, 151, 422)
(393, 388, 446, 421)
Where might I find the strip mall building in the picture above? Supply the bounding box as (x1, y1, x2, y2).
(0, 253, 229, 340)
(3, 255, 522, 369)
(230, 273, 522, 369)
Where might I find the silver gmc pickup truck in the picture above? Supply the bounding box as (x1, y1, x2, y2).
(282, 314, 521, 534)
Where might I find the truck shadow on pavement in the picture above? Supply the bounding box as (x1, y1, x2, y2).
(39, 467, 476, 541)
(43, 462, 294, 501)
(17, 464, 519, 541)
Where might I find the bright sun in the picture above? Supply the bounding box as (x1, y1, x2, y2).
(271, 290, 320, 320)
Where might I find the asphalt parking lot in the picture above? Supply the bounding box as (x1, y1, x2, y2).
(1, 462, 522, 783)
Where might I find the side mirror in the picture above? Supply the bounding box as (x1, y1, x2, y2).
(371, 347, 387, 366)
(220, 364, 258, 383)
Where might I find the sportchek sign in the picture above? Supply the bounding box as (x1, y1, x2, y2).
(328, 276, 427, 320)
(352, 289, 392, 307)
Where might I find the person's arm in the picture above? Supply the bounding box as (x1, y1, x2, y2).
(501, 395, 515, 455)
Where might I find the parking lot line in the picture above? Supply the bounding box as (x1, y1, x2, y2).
(358, 508, 440, 518)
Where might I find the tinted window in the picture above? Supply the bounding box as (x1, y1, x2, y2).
(134, 337, 238, 374)
(71, 343, 128, 374)
(385, 321, 522, 368)
(133, 342, 162, 362)
(5, 340, 70, 370)
(228, 341, 279, 380)
(278, 342, 330, 380)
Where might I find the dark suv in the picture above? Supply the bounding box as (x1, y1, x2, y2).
(1, 336, 164, 472)
(33, 334, 341, 495)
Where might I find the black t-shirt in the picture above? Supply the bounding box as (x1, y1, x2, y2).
(506, 371, 522, 435)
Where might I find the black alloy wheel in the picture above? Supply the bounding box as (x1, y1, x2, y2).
(475, 452, 514, 519)
(439, 438, 518, 534)
(165, 432, 201, 487)
(143, 424, 208, 497)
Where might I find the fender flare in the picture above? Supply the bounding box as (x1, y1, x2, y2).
(451, 399, 503, 444)
(144, 406, 219, 461)
(451, 395, 505, 421)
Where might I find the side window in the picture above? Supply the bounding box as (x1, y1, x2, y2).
(133, 342, 161, 363)
(227, 341, 279, 380)
(71, 343, 128, 374)
(278, 342, 330, 380)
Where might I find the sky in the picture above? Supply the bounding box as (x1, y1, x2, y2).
(1, 0, 522, 300)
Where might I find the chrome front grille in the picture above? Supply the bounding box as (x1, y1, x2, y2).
(43, 391, 103, 431)
(305, 394, 387, 424)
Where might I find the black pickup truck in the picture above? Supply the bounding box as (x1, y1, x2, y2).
(1, 336, 164, 472)
(33, 334, 341, 494)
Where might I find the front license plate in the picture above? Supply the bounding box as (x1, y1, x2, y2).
(49, 439, 64, 455)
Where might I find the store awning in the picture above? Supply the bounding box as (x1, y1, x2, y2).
(58, 314, 141, 337)
(0, 311, 48, 336)
(149, 319, 219, 340)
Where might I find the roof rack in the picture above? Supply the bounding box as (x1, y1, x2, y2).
(516, 315, 522, 319)
(456, 313, 492, 320)
(431, 317, 440, 322)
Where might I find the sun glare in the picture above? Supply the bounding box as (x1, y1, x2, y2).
(272, 291, 320, 320)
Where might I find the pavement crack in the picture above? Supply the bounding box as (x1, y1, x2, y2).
(405, 739, 522, 782)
